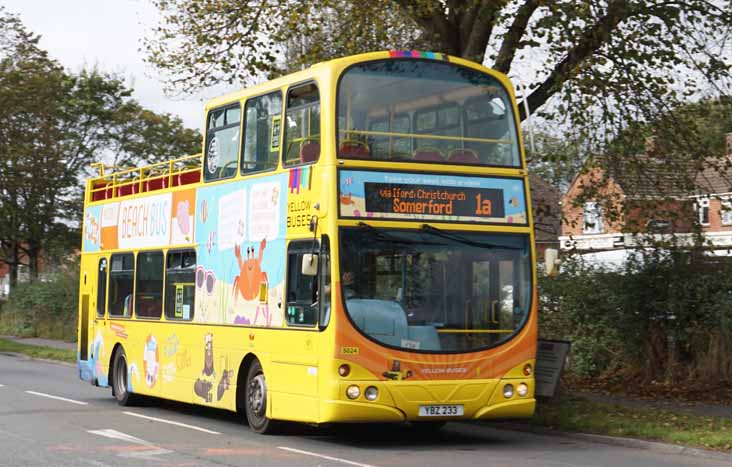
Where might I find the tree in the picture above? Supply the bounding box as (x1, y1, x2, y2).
(0, 7, 201, 285)
(145, 1, 730, 120)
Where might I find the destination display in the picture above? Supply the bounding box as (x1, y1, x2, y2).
(339, 170, 527, 225)
(365, 183, 505, 219)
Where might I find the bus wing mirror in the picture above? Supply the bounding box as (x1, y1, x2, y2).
(545, 248, 560, 276)
(302, 254, 319, 276)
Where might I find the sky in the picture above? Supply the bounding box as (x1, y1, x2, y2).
(3, 0, 215, 131)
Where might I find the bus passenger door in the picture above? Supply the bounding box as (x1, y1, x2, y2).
(79, 254, 105, 380)
(268, 240, 327, 423)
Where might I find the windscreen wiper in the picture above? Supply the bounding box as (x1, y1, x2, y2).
(357, 222, 444, 245)
(420, 223, 523, 250)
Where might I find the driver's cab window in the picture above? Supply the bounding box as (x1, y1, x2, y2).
(285, 239, 330, 327)
(204, 103, 241, 181)
(283, 82, 320, 166)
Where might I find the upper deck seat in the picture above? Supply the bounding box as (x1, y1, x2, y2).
(448, 149, 479, 164)
(300, 141, 320, 163)
(338, 141, 370, 158)
(413, 148, 445, 162)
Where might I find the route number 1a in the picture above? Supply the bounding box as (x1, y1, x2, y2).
(475, 194, 493, 216)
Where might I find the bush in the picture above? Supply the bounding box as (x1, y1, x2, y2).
(0, 260, 79, 341)
(539, 250, 732, 384)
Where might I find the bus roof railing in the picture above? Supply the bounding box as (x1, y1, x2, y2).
(87, 153, 202, 202)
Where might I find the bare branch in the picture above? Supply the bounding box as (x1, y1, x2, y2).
(493, 0, 542, 73)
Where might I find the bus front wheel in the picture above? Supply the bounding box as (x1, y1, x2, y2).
(112, 348, 136, 406)
(244, 360, 280, 434)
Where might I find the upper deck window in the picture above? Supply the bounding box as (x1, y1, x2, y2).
(242, 91, 282, 174)
(204, 103, 241, 181)
(337, 60, 521, 167)
(283, 82, 320, 166)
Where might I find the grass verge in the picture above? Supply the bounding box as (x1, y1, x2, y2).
(0, 338, 76, 364)
(533, 394, 732, 452)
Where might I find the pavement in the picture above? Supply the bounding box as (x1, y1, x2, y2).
(1, 335, 77, 351)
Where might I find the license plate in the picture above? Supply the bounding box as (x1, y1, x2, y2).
(418, 405, 464, 417)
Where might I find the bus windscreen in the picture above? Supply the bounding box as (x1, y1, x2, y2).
(337, 59, 521, 167)
(339, 227, 531, 352)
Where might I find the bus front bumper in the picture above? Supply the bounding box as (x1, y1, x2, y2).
(318, 378, 536, 423)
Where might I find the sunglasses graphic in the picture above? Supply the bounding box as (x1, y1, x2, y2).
(195, 266, 216, 295)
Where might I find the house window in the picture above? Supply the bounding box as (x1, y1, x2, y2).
(721, 198, 732, 226)
(582, 202, 604, 234)
(697, 197, 710, 226)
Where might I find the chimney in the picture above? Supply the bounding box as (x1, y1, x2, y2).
(645, 135, 659, 155)
(725, 132, 732, 157)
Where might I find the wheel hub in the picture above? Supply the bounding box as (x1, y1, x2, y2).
(248, 374, 266, 416)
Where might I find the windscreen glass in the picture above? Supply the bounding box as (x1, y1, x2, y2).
(337, 60, 521, 167)
(339, 227, 531, 352)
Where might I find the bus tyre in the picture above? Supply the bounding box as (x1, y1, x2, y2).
(112, 348, 136, 406)
(245, 360, 280, 434)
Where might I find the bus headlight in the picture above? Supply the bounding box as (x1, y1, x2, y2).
(364, 386, 378, 401)
(517, 383, 529, 397)
(503, 384, 514, 398)
(346, 385, 361, 399)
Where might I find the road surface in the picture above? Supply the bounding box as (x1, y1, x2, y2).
(0, 353, 724, 467)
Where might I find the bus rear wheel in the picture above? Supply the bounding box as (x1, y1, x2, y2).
(112, 348, 136, 406)
(244, 360, 280, 434)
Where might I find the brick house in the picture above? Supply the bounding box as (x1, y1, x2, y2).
(559, 135, 732, 265)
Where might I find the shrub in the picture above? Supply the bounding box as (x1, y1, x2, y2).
(0, 260, 79, 341)
(539, 250, 732, 384)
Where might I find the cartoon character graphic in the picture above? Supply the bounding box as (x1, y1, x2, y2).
(232, 238, 268, 303)
(176, 200, 191, 239)
(339, 192, 354, 206)
(86, 331, 107, 386)
(143, 335, 159, 388)
(383, 360, 413, 380)
(194, 333, 233, 403)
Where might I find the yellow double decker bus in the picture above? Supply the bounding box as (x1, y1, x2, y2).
(78, 50, 537, 433)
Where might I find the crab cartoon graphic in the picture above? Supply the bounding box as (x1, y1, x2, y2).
(339, 192, 354, 206)
(232, 238, 268, 303)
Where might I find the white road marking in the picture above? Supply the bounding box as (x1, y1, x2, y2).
(123, 411, 221, 435)
(0, 384, 4, 387)
(278, 446, 378, 467)
(88, 429, 172, 460)
(87, 429, 152, 446)
(81, 458, 114, 467)
(80, 460, 112, 467)
(25, 390, 88, 405)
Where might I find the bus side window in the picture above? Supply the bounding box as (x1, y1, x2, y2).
(283, 82, 320, 166)
(165, 249, 196, 320)
(318, 238, 331, 328)
(285, 242, 319, 326)
(97, 257, 108, 317)
(109, 253, 134, 318)
(135, 251, 164, 319)
(204, 103, 242, 181)
(242, 91, 282, 174)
